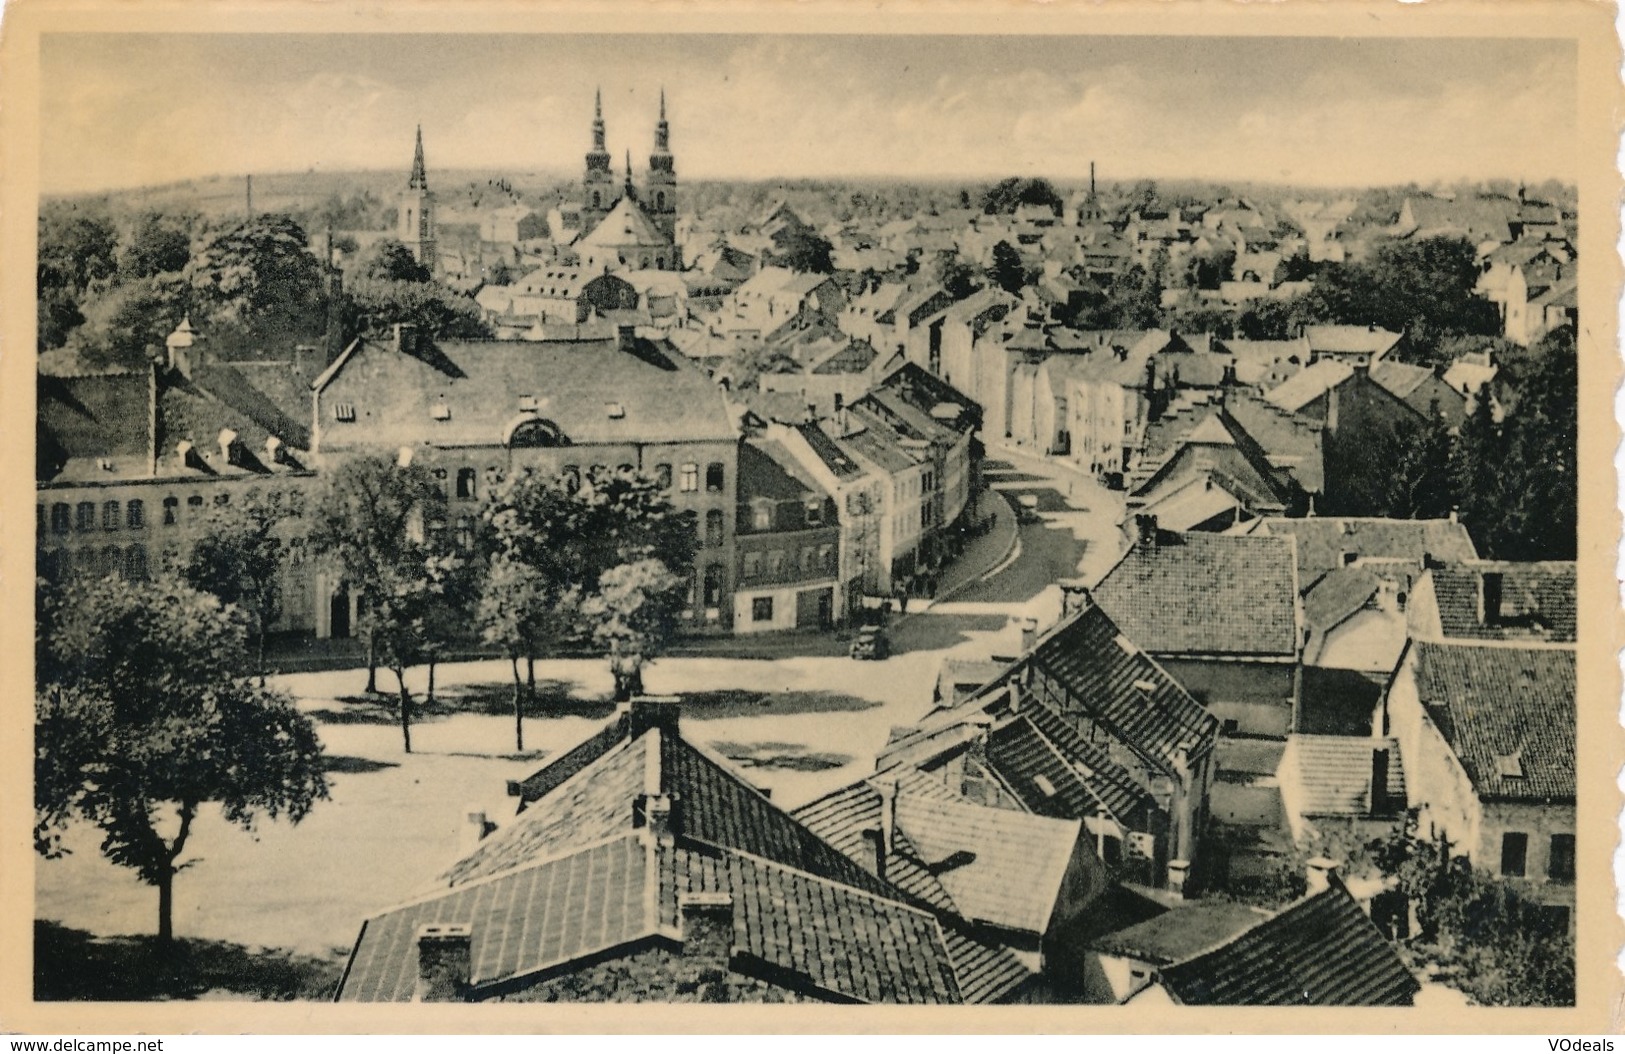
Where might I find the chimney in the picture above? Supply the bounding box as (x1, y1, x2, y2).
(1166, 858, 1191, 900)
(877, 780, 897, 860)
(1135, 513, 1160, 549)
(1017, 616, 1038, 654)
(635, 793, 679, 842)
(175, 440, 196, 470)
(1305, 856, 1340, 895)
(1375, 579, 1400, 615)
(458, 807, 494, 857)
(859, 827, 889, 881)
(1481, 571, 1504, 624)
(165, 317, 198, 377)
(394, 322, 417, 355)
(264, 435, 284, 465)
(1369, 749, 1390, 816)
(617, 323, 637, 352)
(414, 923, 472, 1002)
(217, 428, 239, 467)
(1059, 578, 1094, 617)
(676, 892, 734, 991)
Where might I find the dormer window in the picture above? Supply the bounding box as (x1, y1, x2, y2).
(334, 403, 356, 422)
(605, 402, 625, 419)
(1494, 752, 1525, 779)
(430, 401, 451, 421)
(518, 394, 539, 412)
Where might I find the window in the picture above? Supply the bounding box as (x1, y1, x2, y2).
(655, 463, 672, 489)
(1549, 833, 1575, 882)
(76, 502, 95, 532)
(52, 503, 70, 534)
(804, 500, 823, 526)
(743, 552, 762, 578)
(703, 565, 722, 608)
(705, 509, 724, 548)
(456, 516, 474, 551)
(333, 403, 356, 422)
(125, 500, 144, 530)
(188, 495, 204, 512)
(36, 504, 44, 534)
(456, 468, 478, 500)
(752, 504, 773, 531)
(752, 597, 774, 623)
(1340, 551, 1358, 566)
(1500, 832, 1528, 877)
(125, 546, 148, 581)
(801, 547, 818, 574)
(679, 463, 699, 492)
(767, 550, 785, 575)
(214, 492, 230, 506)
(706, 462, 725, 493)
(819, 544, 835, 572)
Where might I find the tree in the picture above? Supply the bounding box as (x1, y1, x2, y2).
(989, 241, 1026, 295)
(343, 276, 491, 342)
(180, 497, 286, 685)
(38, 288, 85, 351)
(356, 238, 432, 284)
(119, 212, 193, 280)
(309, 453, 447, 750)
(38, 206, 119, 294)
(35, 575, 328, 945)
(978, 177, 1063, 217)
(190, 214, 327, 343)
(581, 558, 686, 701)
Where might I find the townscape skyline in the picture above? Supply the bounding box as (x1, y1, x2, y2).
(43, 33, 1577, 195)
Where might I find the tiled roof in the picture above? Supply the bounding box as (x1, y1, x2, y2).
(314, 333, 737, 450)
(1303, 567, 1383, 631)
(1090, 900, 1267, 965)
(340, 833, 652, 1002)
(810, 339, 878, 376)
(36, 371, 153, 483)
(1411, 641, 1575, 802)
(1427, 561, 1576, 642)
(1258, 517, 1479, 591)
(1130, 412, 1297, 515)
(795, 421, 868, 481)
(1029, 602, 1222, 771)
(578, 196, 669, 250)
(1266, 359, 1353, 414)
(1155, 884, 1419, 1005)
(1371, 360, 1436, 401)
(789, 780, 959, 913)
(892, 790, 1081, 936)
(987, 709, 1161, 830)
(1281, 735, 1406, 816)
(1094, 530, 1299, 657)
(1305, 325, 1402, 358)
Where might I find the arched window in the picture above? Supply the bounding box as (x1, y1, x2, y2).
(591, 191, 601, 208)
(656, 191, 666, 210)
(705, 462, 725, 493)
(702, 564, 723, 609)
(126, 500, 145, 530)
(456, 468, 477, 499)
(705, 509, 724, 548)
(126, 545, 149, 581)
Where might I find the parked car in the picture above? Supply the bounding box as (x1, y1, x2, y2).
(849, 628, 890, 660)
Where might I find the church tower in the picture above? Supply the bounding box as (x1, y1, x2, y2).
(398, 125, 437, 272)
(582, 88, 615, 236)
(644, 88, 677, 243)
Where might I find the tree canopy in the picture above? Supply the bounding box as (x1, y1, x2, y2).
(35, 575, 328, 944)
(979, 177, 1063, 217)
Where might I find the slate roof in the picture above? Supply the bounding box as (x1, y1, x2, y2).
(992, 702, 1163, 830)
(1410, 641, 1575, 802)
(340, 706, 1037, 1004)
(314, 333, 737, 451)
(1305, 325, 1402, 358)
(1427, 561, 1576, 642)
(795, 421, 868, 482)
(1281, 735, 1406, 816)
(1266, 359, 1354, 414)
(1154, 883, 1420, 1005)
(37, 371, 153, 483)
(1371, 360, 1436, 401)
(577, 195, 668, 249)
(1257, 517, 1479, 592)
(810, 339, 878, 376)
(1303, 566, 1383, 632)
(1090, 900, 1267, 965)
(1094, 530, 1299, 658)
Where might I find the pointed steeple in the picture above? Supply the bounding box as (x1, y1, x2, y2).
(409, 125, 428, 190)
(625, 149, 635, 195)
(592, 87, 606, 151)
(653, 86, 670, 154)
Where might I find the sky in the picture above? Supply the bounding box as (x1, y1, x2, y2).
(40, 33, 1577, 194)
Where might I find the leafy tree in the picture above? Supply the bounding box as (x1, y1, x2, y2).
(309, 453, 447, 750)
(1188, 246, 1236, 291)
(477, 555, 566, 752)
(1325, 413, 1453, 519)
(989, 241, 1026, 295)
(978, 177, 1062, 216)
(38, 288, 85, 351)
(35, 575, 327, 945)
(38, 206, 119, 294)
(180, 497, 286, 685)
(343, 277, 490, 342)
(119, 212, 193, 280)
(82, 272, 193, 370)
(581, 558, 686, 701)
(190, 214, 327, 340)
(771, 228, 835, 274)
(356, 238, 431, 284)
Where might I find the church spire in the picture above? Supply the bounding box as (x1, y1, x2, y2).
(624, 149, 635, 195)
(653, 87, 670, 154)
(409, 125, 427, 190)
(592, 87, 606, 151)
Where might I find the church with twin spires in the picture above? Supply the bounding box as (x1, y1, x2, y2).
(399, 89, 681, 277)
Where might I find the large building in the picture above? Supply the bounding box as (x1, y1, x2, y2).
(567, 90, 681, 272)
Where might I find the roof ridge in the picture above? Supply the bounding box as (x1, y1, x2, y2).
(399, 829, 649, 912)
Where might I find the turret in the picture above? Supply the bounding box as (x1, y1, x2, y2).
(645, 87, 678, 243)
(582, 88, 615, 233)
(398, 125, 437, 272)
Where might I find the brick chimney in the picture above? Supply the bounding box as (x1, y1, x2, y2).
(617, 323, 638, 353)
(264, 435, 284, 465)
(394, 322, 417, 356)
(628, 697, 681, 740)
(414, 923, 472, 1002)
(1369, 749, 1390, 816)
(677, 892, 734, 999)
(859, 827, 888, 881)
(635, 793, 679, 843)
(1017, 616, 1039, 654)
(1135, 513, 1160, 549)
(1166, 858, 1191, 899)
